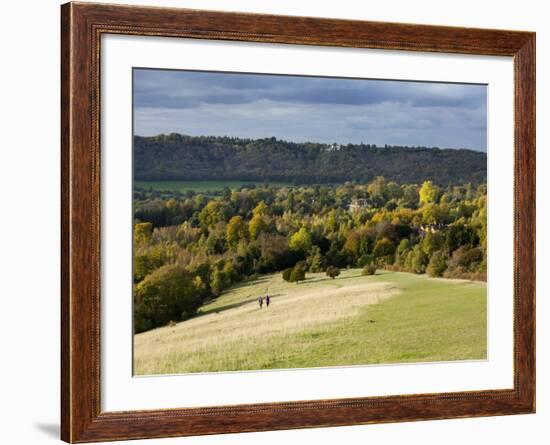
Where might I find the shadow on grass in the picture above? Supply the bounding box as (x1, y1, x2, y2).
(199, 298, 255, 316)
(226, 276, 271, 290)
(199, 291, 286, 316)
(191, 269, 391, 320)
(300, 277, 337, 284)
(298, 275, 352, 285)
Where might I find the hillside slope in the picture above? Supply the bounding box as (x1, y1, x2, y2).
(134, 134, 487, 186)
(133, 270, 486, 375)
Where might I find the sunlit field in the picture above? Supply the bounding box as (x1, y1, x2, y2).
(134, 180, 293, 194)
(134, 269, 486, 375)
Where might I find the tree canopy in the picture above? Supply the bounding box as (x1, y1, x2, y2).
(134, 265, 202, 333)
(134, 134, 487, 186)
(133, 177, 487, 332)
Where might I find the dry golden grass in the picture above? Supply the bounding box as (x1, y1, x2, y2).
(134, 271, 398, 375)
(133, 269, 486, 375)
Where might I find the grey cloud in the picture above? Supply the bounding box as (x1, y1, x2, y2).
(133, 68, 487, 151)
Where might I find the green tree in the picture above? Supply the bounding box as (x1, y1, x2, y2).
(134, 249, 165, 283)
(419, 180, 439, 206)
(289, 227, 313, 253)
(248, 214, 268, 240)
(395, 238, 411, 266)
(447, 245, 484, 273)
(222, 186, 232, 202)
(257, 233, 290, 271)
(422, 232, 445, 255)
(362, 264, 377, 275)
(307, 246, 326, 272)
(326, 266, 341, 279)
(343, 230, 362, 257)
(252, 200, 268, 217)
(226, 215, 248, 247)
(427, 249, 448, 277)
(367, 176, 388, 201)
(198, 200, 231, 228)
(472, 205, 487, 250)
(282, 267, 293, 282)
(210, 267, 231, 296)
(205, 228, 227, 254)
(373, 237, 395, 260)
(410, 244, 428, 274)
(422, 203, 451, 225)
(289, 262, 306, 283)
(386, 181, 403, 200)
(134, 265, 201, 333)
(397, 238, 411, 254)
(444, 223, 473, 252)
(400, 184, 419, 208)
(134, 222, 153, 245)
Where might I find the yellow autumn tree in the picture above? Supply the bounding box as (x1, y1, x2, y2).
(225, 215, 248, 247)
(419, 180, 439, 206)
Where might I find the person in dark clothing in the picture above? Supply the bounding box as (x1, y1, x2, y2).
(258, 296, 263, 309)
(266, 295, 270, 307)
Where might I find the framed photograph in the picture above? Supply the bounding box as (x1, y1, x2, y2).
(61, 2, 535, 442)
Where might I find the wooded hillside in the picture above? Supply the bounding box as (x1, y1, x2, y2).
(134, 134, 486, 186)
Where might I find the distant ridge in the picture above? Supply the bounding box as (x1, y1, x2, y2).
(134, 133, 486, 186)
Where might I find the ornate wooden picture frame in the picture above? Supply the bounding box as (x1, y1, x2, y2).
(61, 2, 535, 442)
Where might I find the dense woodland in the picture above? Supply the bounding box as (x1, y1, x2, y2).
(134, 134, 486, 186)
(133, 177, 487, 333)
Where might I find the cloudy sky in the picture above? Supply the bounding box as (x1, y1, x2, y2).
(133, 68, 487, 151)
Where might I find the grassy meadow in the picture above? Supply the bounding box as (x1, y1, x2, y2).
(134, 269, 487, 375)
(134, 180, 293, 194)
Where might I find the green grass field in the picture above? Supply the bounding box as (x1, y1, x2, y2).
(135, 180, 293, 194)
(133, 269, 487, 375)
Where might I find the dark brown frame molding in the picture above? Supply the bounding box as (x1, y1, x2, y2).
(61, 2, 536, 442)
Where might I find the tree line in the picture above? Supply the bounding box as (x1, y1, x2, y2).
(134, 133, 487, 186)
(133, 177, 486, 333)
